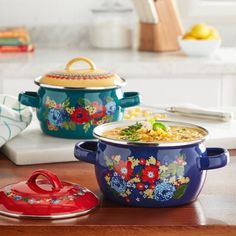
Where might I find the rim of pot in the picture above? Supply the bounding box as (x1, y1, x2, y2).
(34, 76, 127, 90)
(93, 120, 209, 147)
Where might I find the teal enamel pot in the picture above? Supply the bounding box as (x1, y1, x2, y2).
(18, 57, 141, 139)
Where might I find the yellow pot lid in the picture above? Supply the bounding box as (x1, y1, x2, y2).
(35, 57, 125, 89)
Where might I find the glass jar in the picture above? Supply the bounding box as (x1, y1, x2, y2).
(89, 0, 133, 49)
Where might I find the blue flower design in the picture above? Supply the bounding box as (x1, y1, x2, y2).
(105, 101, 116, 115)
(154, 182, 176, 202)
(48, 108, 69, 126)
(110, 175, 126, 193)
(14, 195, 22, 201)
(51, 198, 60, 204)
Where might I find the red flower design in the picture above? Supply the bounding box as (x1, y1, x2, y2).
(71, 107, 91, 124)
(92, 120, 98, 125)
(140, 158, 146, 165)
(126, 198, 130, 203)
(114, 160, 132, 180)
(141, 166, 159, 184)
(156, 161, 160, 166)
(137, 183, 145, 190)
(150, 184, 155, 189)
(92, 102, 106, 119)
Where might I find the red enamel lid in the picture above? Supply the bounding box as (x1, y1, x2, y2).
(0, 169, 99, 219)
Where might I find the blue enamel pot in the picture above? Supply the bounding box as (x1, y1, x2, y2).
(18, 57, 141, 139)
(74, 120, 230, 207)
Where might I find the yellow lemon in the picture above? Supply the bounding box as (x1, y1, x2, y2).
(183, 34, 196, 40)
(207, 28, 220, 40)
(183, 32, 191, 37)
(191, 23, 211, 39)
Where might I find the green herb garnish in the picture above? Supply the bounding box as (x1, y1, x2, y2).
(148, 118, 167, 131)
(148, 118, 156, 125)
(120, 122, 142, 141)
(152, 122, 167, 131)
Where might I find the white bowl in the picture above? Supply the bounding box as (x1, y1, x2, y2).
(178, 37, 221, 57)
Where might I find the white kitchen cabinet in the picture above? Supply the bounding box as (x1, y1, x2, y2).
(1, 48, 236, 107)
(124, 77, 223, 107)
(221, 76, 236, 107)
(1, 76, 235, 108)
(2, 78, 38, 96)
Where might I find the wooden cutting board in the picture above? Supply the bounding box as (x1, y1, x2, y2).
(1, 112, 236, 165)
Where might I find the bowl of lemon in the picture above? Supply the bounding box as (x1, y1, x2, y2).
(178, 23, 221, 57)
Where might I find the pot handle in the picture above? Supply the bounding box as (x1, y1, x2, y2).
(74, 141, 98, 165)
(27, 169, 63, 192)
(18, 91, 39, 108)
(65, 57, 96, 71)
(197, 148, 230, 170)
(119, 92, 141, 108)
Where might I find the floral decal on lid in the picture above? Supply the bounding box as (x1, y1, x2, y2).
(104, 155, 190, 203)
(4, 185, 87, 205)
(44, 96, 116, 132)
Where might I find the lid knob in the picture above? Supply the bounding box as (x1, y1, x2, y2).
(65, 57, 97, 72)
(27, 169, 63, 192)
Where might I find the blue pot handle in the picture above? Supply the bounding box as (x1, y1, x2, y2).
(198, 147, 230, 170)
(74, 141, 98, 165)
(119, 92, 141, 108)
(18, 91, 39, 108)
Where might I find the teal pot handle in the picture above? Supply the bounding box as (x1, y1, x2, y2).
(197, 148, 230, 170)
(74, 141, 98, 165)
(18, 91, 39, 108)
(119, 92, 141, 108)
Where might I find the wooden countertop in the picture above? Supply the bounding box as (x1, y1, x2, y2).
(0, 151, 236, 236)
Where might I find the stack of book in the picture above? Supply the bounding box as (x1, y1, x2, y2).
(0, 27, 34, 53)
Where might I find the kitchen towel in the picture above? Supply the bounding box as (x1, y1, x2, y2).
(0, 27, 34, 52)
(0, 95, 32, 148)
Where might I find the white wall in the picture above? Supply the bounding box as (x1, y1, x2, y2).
(0, 0, 133, 26)
(0, 0, 96, 26)
(0, 0, 235, 46)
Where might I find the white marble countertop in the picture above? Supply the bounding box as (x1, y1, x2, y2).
(0, 47, 236, 79)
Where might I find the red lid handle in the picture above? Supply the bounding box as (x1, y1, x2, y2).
(27, 169, 63, 192)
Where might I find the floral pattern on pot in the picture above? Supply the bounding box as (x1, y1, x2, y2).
(4, 185, 87, 205)
(44, 96, 116, 132)
(104, 155, 190, 203)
